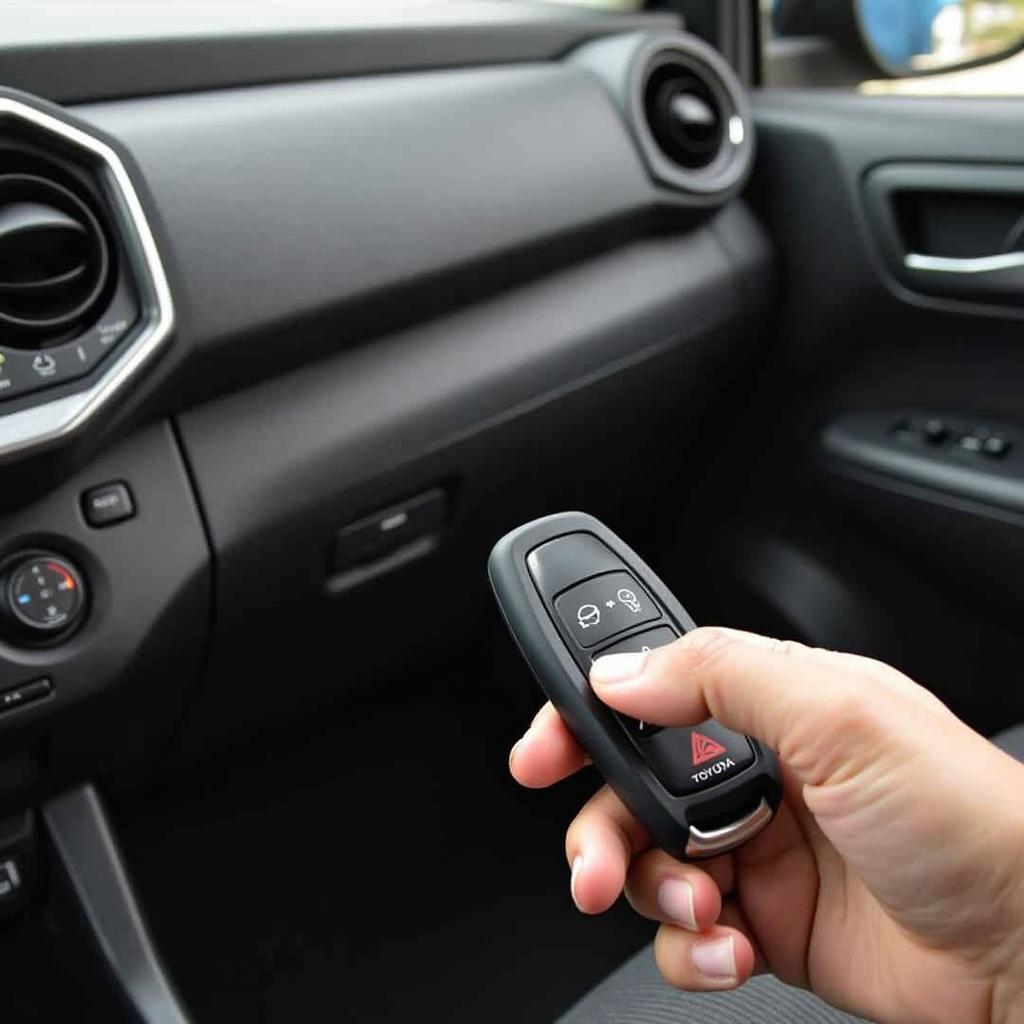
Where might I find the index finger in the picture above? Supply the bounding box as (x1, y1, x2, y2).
(509, 701, 590, 788)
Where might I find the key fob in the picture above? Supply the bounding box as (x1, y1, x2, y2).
(489, 511, 782, 861)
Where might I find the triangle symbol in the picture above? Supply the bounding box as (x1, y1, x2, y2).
(691, 731, 727, 767)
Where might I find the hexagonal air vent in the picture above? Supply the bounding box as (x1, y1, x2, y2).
(0, 92, 174, 461)
(0, 173, 112, 340)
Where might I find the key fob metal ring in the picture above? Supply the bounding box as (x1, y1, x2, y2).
(488, 511, 782, 861)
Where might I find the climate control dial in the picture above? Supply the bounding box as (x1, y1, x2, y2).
(0, 552, 86, 640)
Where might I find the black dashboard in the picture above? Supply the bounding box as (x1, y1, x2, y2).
(0, 2, 772, 803)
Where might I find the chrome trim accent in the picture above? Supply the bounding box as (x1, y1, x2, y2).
(684, 797, 772, 858)
(0, 97, 174, 460)
(905, 251, 1024, 275)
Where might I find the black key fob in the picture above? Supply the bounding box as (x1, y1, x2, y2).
(489, 511, 782, 861)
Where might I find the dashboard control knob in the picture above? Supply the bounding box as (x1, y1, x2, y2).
(0, 552, 86, 640)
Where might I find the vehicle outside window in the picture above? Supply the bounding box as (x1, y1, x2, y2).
(763, 0, 1024, 94)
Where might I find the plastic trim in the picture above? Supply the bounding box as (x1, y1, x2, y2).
(0, 95, 174, 461)
(43, 785, 191, 1024)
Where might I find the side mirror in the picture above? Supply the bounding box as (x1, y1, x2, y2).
(768, 0, 1024, 84)
(857, 0, 1024, 77)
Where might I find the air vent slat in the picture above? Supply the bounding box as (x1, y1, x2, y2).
(632, 37, 752, 198)
(0, 174, 110, 340)
(647, 69, 724, 170)
(0, 264, 89, 294)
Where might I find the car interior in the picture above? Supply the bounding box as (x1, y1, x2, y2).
(1, 0, 1024, 1020)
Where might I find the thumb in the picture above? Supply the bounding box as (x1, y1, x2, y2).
(589, 627, 947, 788)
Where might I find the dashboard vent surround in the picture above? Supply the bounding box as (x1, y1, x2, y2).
(572, 31, 753, 204)
(0, 173, 111, 343)
(630, 36, 753, 198)
(0, 90, 174, 462)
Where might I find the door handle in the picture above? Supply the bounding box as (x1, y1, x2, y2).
(905, 252, 1024, 275)
(863, 163, 1024, 307)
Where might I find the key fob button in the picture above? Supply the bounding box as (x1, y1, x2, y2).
(554, 571, 660, 648)
(595, 626, 678, 658)
(640, 721, 755, 796)
(594, 626, 679, 738)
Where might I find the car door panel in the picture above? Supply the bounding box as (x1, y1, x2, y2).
(679, 89, 1024, 732)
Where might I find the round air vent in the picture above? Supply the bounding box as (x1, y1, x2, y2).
(571, 32, 753, 202)
(644, 64, 724, 171)
(630, 37, 753, 198)
(0, 173, 111, 344)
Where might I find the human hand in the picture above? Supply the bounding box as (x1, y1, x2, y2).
(509, 627, 1024, 1024)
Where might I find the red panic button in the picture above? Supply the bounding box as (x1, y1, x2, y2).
(639, 721, 755, 797)
(691, 731, 727, 767)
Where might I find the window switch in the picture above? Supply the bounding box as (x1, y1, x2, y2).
(921, 418, 949, 445)
(984, 435, 1011, 458)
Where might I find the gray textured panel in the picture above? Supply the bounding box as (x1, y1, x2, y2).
(176, 222, 737, 555)
(79, 65, 656, 359)
(559, 947, 871, 1024)
(0, 1, 679, 103)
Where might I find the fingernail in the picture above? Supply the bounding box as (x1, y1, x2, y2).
(657, 878, 696, 931)
(569, 855, 584, 909)
(692, 936, 736, 979)
(508, 735, 526, 772)
(590, 651, 647, 686)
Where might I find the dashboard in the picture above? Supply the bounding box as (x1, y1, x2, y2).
(0, 2, 772, 800)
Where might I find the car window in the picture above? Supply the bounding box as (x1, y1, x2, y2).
(762, 0, 1024, 95)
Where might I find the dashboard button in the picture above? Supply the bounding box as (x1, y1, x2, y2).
(76, 284, 139, 370)
(82, 481, 135, 528)
(0, 347, 78, 400)
(0, 350, 15, 399)
(30, 352, 58, 380)
(0, 679, 52, 713)
(0, 285, 139, 404)
(0, 348, 40, 401)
